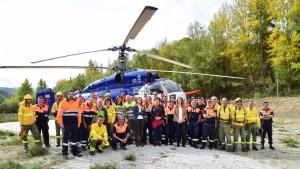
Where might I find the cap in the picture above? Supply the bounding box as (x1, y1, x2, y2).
(235, 98, 242, 102)
(24, 94, 33, 100)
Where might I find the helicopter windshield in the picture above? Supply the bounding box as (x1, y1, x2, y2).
(162, 80, 183, 93)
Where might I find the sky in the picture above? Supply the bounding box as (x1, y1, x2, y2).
(0, 0, 228, 89)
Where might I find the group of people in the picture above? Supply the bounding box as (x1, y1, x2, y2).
(18, 90, 275, 158)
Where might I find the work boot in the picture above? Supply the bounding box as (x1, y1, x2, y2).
(242, 147, 247, 152)
(261, 144, 264, 149)
(213, 142, 218, 148)
(269, 144, 275, 150)
(209, 142, 213, 150)
(90, 151, 95, 156)
(193, 143, 199, 149)
(246, 145, 250, 151)
(56, 143, 60, 147)
(252, 147, 259, 151)
(200, 143, 205, 149)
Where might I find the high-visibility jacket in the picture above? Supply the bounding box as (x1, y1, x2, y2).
(217, 105, 232, 122)
(232, 107, 246, 126)
(113, 123, 129, 134)
(124, 101, 136, 118)
(51, 101, 61, 118)
(82, 103, 97, 125)
(57, 99, 81, 126)
(213, 103, 221, 111)
(114, 105, 126, 118)
(33, 104, 49, 122)
(187, 107, 200, 122)
(18, 104, 36, 125)
(89, 122, 108, 144)
(203, 107, 216, 123)
(104, 105, 116, 123)
(246, 107, 261, 128)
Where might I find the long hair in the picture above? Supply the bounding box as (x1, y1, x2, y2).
(175, 97, 184, 108)
(115, 96, 123, 106)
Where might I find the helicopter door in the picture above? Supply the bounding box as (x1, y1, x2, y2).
(146, 83, 164, 95)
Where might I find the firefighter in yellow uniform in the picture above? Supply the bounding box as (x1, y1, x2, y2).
(211, 96, 220, 148)
(217, 98, 233, 151)
(51, 92, 64, 147)
(245, 99, 260, 151)
(18, 94, 41, 152)
(88, 115, 109, 155)
(232, 98, 247, 152)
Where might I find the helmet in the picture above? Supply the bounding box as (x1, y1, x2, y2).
(24, 94, 33, 100)
(235, 98, 242, 102)
(56, 92, 63, 96)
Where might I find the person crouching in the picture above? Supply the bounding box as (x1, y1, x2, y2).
(112, 116, 130, 150)
(88, 115, 109, 155)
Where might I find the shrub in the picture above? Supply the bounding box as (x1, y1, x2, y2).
(124, 153, 136, 161)
(281, 137, 299, 148)
(90, 162, 117, 169)
(28, 145, 48, 157)
(0, 161, 26, 169)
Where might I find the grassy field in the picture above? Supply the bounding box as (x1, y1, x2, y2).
(0, 113, 18, 123)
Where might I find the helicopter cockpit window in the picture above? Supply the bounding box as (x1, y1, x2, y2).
(162, 80, 183, 93)
(147, 83, 164, 94)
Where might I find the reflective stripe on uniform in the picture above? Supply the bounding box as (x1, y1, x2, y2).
(70, 142, 77, 145)
(192, 139, 199, 141)
(35, 140, 41, 143)
(22, 141, 28, 144)
(63, 113, 78, 117)
(63, 143, 69, 146)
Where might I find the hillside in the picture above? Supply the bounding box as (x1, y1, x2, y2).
(0, 87, 17, 101)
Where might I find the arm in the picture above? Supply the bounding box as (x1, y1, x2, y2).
(57, 102, 64, 127)
(18, 105, 24, 128)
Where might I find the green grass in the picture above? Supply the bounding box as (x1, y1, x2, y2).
(0, 161, 26, 169)
(0, 130, 21, 145)
(28, 145, 48, 157)
(123, 153, 136, 161)
(90, 162, 117, 169)
(0, 113, 18, 123)
(281, 137, 299, 148)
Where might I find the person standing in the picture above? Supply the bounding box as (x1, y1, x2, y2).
(18, 94, 41, 152)
(51, 92, 63, 147)
(124, 95, 136, 144)
(150, 98, 165, 146)
(245, 99, 260, 151)
(174, 97, 188, 147)
(133, 97, 146, 147)
(232, 98, 247, 152)
(259, 101, 275, 150)
(34, 96, 50, 147)
(201, 100, 216, 149)
(96, 98, 108, 125)
(115, 96, 126, 120)
(80, 98, 97, 151)
(104, 98, 116, 144)
(211, 96, 221, 148)
(187, 100, 200, 148)
(57, 90, 82, 157)
(165, 100, 175, 145)
(143, 96, 153, 145)
(217, 98, 233, 151)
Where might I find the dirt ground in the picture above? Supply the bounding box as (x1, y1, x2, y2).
(0, 97, 299, 169)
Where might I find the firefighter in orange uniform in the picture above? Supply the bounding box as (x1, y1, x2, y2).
(259, 101, 275, 150)
(57, 90, 82, 157)
(34, 96, 50, 147)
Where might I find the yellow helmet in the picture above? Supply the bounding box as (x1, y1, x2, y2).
(24, 94, 33, 100)
(56, 92, 63, 96)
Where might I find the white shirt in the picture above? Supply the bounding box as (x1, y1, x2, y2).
(178, 106, 183, 121)
(137, 106, 143, 119)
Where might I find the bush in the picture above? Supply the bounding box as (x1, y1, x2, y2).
(124, 153, 136, 161)
(281, 137, 299, 148)
(253, 91, 263, 99)
(90, 162, 117, 169)
(28, 145, 48, 157)
(0, 161, 26, 169)
(0, 97, 19, 114)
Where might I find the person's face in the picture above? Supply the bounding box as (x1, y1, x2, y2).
(155, 99, 160, 106)
(68, 92, 74, 100)
(249, 100, 254, 108)
(191, 100, 197, 107)
(169, 101, 174, 107)
(170, 96, 175, 100)
(211, 97, 217, 105)
(177, 97, 182, 104)
(26, 99, 33, 104)
(184, 100, 190, 106)
(37, 98, 44, 106)
(88, 98, 94, 105)
(105, 100, 111, 106)
(57, 95, 63, 102)
(98, 117, 104, 125)
(207, 101, 212, 107)
(263, 102, 268, 109)
(222, 98, 228, 106)
(118, 118, 124, 125)
(236, 100, 242, 107)
(77, 96, 84, 104)
(153, 93, 157, 98)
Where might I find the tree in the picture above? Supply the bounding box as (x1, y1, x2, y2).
(16, 79, 34, 102)
(85, 60, 104, 84)
(36, 78, 47, 92)
(71, 74, 87, 91)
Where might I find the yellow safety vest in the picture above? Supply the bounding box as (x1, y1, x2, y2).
(217, 105, 232, 122)
(233, 107, 246, 126)
(18, 104, 36, 125)
(246, 107, 261, 128)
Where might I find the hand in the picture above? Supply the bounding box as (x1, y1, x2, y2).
(60, 124, 64, 128)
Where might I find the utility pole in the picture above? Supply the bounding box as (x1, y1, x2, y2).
(276, 74, 279, 97)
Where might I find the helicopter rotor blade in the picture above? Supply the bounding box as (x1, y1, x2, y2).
(31, 49, 109, 64)
(138, 51, 193, 69)
(145, 69, 245, 79)
(0, 66, 113, 69)
(123, 6, 157, 46)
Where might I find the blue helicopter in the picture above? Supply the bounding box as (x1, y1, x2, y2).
(0, 6, 244, 101)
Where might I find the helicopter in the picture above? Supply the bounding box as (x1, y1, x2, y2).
(0, 6, 244, 101)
